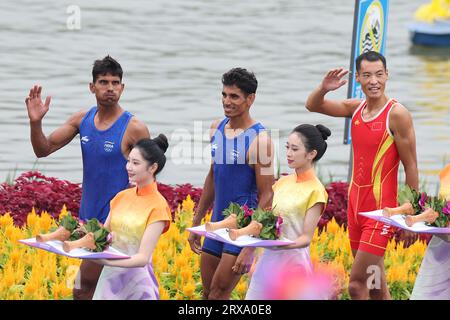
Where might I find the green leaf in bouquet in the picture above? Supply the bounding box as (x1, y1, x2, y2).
(69, 228, 85, 241)
(236, 214, 252, 229)
(82, 218, 102, 233)
(59, 213, 79, 233)
(259, 226, 277, 240)
(251, 208, 278, 240)
(252, 207, 275, 225)
(92, 227, 111, 252)
(221, 202, 252, 229)
(427, 196, 449, 227)
(222, 202, 243, 218)
(433, 217, 446, 228)
(397, 185, 422, 214)
(397, 185, 414, 205)
(430, 196, 445, 213)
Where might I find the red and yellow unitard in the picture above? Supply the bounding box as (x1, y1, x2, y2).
(348, 98, 399, 256)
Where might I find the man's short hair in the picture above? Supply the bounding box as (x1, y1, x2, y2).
(222, 68, 258, 95)
(355, 51, 387, 72)
(92, 55, 123, 83)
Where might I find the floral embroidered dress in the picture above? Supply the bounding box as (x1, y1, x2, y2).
(245, 169, 327, 300)
(93, 181, 171, 300)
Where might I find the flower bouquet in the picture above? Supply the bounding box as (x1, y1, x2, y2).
(204, 202, 253, 232)
(62, 218, 112, 253)
(382, 185, 450, 228)
(36, 213, 80, 242)
(21, 216, 128, 259)
(187, 205, 293, 247)
(382, 185, 424, 217)
(405, 195, 450, 228)
(228, 207, 283, 241)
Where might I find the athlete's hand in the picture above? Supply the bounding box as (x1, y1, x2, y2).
(320, 68, 349, 92)
(232, 247, 255, 274)
(25, 85, 51, 123)
(188, 232, 202, 255)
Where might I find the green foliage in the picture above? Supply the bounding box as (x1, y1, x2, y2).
(397, 185, 422, 214)
(58, 213, 79, 233)
(428, 196, 449, 227)
(251, 207, 278, 240)
(222, 202, 252, 228)
(77, 218, 111, 252)
(92, 227, 111, 252)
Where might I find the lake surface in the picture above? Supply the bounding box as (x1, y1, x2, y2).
(0, 0, 449, 194)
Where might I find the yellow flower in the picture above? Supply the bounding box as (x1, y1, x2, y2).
(38, 211, 54, 232)
(182, 282, 196, 299)
(203, 211, 212, 223)
(26, 208, 38, 230)
(2, 268, 16, 288)
(6, 290, 21, 300)
(8, 249, 22, 266)
(174, 292, 184, 300)
(5, 224, 22, 244)
(180, 269, 193, 283)
(159, 287, 170, 300)
(158, 259, 169, 272)
(235, 280, 248, 298)
(182, 195, 195, 213)
(0, 213, 14, 229)
(52, 280, 72, 300)
(326, 218, 340, 234)
(59, 205, 69, 219)
(15, 262, 25, 283)
(153, 254, 160, 266)
(23, 277, 40, 299)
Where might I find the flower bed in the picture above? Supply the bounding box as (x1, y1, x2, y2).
(0, 172, 82, 227)
(0, 171, 432, 245)
(0, 197, 427, 300)
(0, 171, 202, 225)
(0, 208, 80, 299)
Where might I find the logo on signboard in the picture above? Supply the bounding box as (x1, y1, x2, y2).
(360, 0, 384, 53)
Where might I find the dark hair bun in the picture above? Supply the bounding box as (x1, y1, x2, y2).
(153, 134, 169, 153)
(316, 124, 331, 141)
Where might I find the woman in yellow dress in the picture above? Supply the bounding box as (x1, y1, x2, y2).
(92, 134, 172, 300)
(246, 124, 330, 300)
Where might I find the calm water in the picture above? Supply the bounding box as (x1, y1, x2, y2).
(0, 0, 449, 193)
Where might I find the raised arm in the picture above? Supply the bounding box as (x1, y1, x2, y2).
(26, 85, 85, 157)
(305, 68, 360, 117)
(390, 104, 419, 190)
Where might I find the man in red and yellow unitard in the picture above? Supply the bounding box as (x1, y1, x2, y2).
(305, 51, 418, 300)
